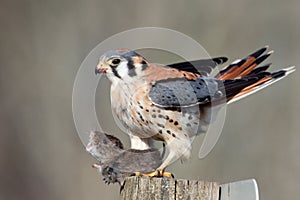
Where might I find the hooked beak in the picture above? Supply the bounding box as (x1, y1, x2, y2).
(95, 62, 108, 75)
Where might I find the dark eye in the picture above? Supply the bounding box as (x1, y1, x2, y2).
(110, 58, 121, 66)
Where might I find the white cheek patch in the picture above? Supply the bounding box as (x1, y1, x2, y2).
(116, 61, 129, 78)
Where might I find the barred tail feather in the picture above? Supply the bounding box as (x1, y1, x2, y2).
(217, 46, 270, 80)
(215, 46, 295, 104)
(228, 66, 295, 104)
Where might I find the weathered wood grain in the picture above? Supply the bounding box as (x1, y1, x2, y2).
(120, 176, 219, 200)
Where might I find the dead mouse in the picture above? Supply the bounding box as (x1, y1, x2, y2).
(86, 131, 163, 185)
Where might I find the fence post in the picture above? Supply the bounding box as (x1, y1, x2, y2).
(120, 176, 219, 200)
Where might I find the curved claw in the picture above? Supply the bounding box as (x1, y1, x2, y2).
(132, 169, 174, 178)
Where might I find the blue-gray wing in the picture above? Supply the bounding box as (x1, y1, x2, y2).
(167, 57, 228, 76)
(149, 77, 225, 108)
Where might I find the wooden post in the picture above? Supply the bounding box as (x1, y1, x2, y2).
(120, 176, 219, 200)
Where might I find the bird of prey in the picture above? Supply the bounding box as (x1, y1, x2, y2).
(95, 46, 295, 177)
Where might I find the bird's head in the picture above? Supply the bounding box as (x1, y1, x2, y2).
(95, 49, 149, 82)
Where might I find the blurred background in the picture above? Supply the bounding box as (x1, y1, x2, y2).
(1, 0, 299, 199)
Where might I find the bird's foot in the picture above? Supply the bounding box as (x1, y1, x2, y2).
(132, 169, 174, 178)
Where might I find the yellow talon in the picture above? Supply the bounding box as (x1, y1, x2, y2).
(134, 172, 141, 176)
(132, 169, 174, 178)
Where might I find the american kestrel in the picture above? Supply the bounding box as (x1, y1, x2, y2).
(95, 46, 295, 177)
(86, 131, 162, 184)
